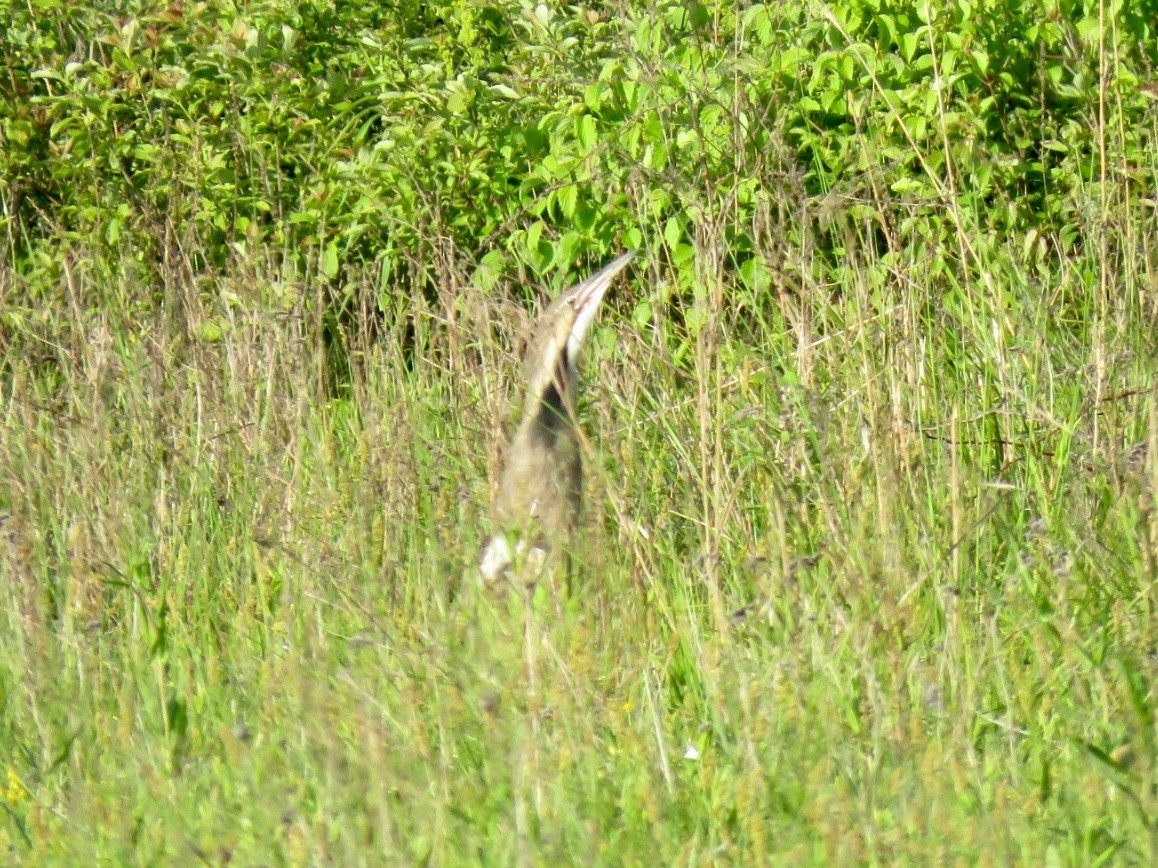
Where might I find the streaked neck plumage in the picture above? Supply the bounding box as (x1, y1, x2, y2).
(479, 251, 635, 585)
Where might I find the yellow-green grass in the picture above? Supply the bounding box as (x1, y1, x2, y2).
(3, 215, 1158, 864)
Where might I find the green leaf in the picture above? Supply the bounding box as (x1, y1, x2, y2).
(473, 249, 507, 291)
(322, 241, 340, 279)
(554, 232, 582, 268)
(556, 184, 578, 219)
(633, 297, 653, 328)
(740, 257, 772, 292)
(575, 114, 597, 151)
(198, 319, 224, 342)
(525, 220, 545, 258)
(489, 83, 519, 99)
(583, 83, 603, 112)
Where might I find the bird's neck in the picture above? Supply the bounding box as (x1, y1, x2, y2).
(520, 355, 578, 436)
(522, 378, 576, 440)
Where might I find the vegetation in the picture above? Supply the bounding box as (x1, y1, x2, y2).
(3, 0, 1158, 861)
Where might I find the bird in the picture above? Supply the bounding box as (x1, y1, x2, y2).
(479, 250, 636, 587)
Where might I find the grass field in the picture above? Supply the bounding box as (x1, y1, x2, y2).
(4, 1, 1158, 864)
(5, 223, 1158, 863)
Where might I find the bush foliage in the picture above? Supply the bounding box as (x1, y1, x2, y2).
(4, 0, 1154, 298)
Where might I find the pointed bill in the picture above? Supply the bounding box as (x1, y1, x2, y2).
(563, 250, 636, 361)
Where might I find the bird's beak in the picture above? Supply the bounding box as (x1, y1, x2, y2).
(562, 250, 636, 365)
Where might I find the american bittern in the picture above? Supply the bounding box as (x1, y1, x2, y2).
(480, 251, 636, 585)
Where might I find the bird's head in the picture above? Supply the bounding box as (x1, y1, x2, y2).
(521, 251, 636, 417)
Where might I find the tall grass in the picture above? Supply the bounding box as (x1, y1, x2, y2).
(5, 198, 1158, 862)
